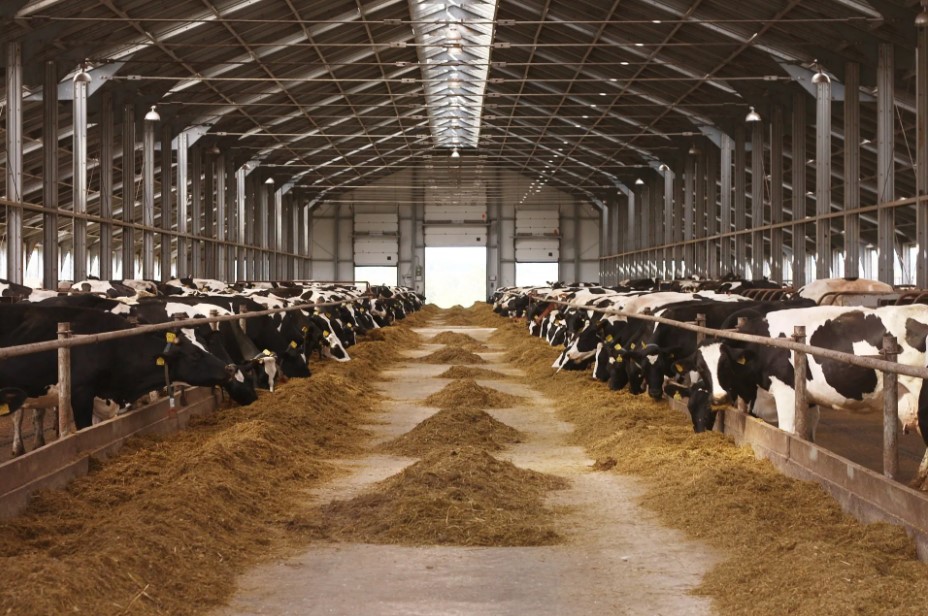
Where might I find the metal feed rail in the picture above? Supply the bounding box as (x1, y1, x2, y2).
(529, 294, 917, 479)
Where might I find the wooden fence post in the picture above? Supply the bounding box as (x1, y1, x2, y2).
(695, 313, 706, 344)
(881, 333, 900, 479)
(792, 325, 812, 440)
(57, 322, 75, 438)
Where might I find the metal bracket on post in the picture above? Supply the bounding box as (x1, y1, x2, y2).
(57, 322, 75, 438)
(881, 333, 900, 479)
(792, 325, 812, 440)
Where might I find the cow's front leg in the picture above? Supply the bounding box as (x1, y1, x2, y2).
(913, 450, 928, 491)
(11, 409, 25, 457)
(32, 407, 47, 448)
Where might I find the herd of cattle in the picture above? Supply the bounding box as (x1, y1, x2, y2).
(0, 277, 424, 457)
(490, 276, 928, 487)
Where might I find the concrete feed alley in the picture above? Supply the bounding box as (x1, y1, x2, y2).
(219, 319, 717, 616)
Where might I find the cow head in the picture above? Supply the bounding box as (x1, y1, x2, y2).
(158, 331, 257, 406)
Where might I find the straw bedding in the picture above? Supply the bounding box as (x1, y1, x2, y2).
(483, 302, 928, 616)
(379, 407, 523, 456)
(297, 446, 567, 546)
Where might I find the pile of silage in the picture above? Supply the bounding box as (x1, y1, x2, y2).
(424, 378, 523, 409)
(297, 446, 567, 546)
(379, 407, 523, 456)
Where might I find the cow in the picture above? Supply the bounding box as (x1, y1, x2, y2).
(682, 304, 928, 486)
(0, 304, 257, 430)
(798, 277, 894, 304)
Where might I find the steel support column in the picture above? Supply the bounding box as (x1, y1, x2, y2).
(141, 112, 156, 280)
(720, 132, 733, 275)
(72, 67, 89, 282)
(877, 43, 896, 284)
(684, 154, 695, 277)
(694, 151, 706, 277)
(815, 71, 833, 279)
(257, 183, 269, 279)
(917, 25, 928, 286)
(100, 92, 114, 281)
(215, 153, 227, 281)
(122, 104, 135, 279)
(291, 196, 300, 279)
(770, 105, 784, 281)
(627, 189, 637, 277)
(5, 43, 23, 284)
(751, 118, 765, 280)
(43, 61, 59, 289)
(734, 126, 747, 277)
(672, 170, 683, 278)
(190, 146, 202, 277)
(176, 132, 189, 278)
(160, 124, 173, 281)
(663, 169, 674, 278)
(236, 167, 246, 281)
(706, 142, 719, 278)
(639, 184, 649, 278)
(202, 153, 214, 278)
(845, 63, 861, 278)
(792, 92, 807, 286)
(247, 176, 258, 279)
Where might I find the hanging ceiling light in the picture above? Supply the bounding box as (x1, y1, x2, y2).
(144, 105, 161, 122)
(635, 178, 645, 185)
(745, 106, 761, 123)
(451, 148, 460, 159)
(265, 176, 275, 185)
(73, 67, 92, 84)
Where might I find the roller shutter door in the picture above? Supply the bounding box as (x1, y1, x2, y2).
(354, 212, 399, 266)
(424, 184, 487, 246)
(515, 209, 559, 262)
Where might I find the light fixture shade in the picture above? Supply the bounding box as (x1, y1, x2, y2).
(635, 178, 645, 185)
(451, 148, 460, 159)
(265, 176, 275, 184)
(811, 70, 830, 84)
(745, 106, 761, 122)
(916, 10, 928, 26)
(73, 69, 92, 84)
(144, 105, 161, 122)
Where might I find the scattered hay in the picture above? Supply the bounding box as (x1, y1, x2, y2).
(436, 303, 500, 327)
(417, 347, 487, 364)
(429, 330, 489, 350)
(591, 457, 617, 471)
(424, 378, 523, 410)
(437, 365, 512, 380)
(298, 446, 567, 546)
(363, 328, 387, 341)
(485, 310, 928, 616)
(380, 407, 523, 455)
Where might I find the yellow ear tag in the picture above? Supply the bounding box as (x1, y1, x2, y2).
(674, 363, 685, 374)
(630, 342, 636, 350)
(301, 326, 308, 333)
(156, 357, 165, 366)
(0, 403, 9, 416)
(614, 343, 622, 351)
(737, 356, 747, 365)
(605, 335, 614, 342)
(263, 349, 272, 356)
(616, 356, 624, 364)
(323, 330, 330, 337)
(347, 324, 353, 329)
(289, 341, 298, 349)
(673, 392, 682, 400)
(165, 332, 177, 344)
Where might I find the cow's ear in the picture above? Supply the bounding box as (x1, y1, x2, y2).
(905, 318, 928, 353)
(672, 356, 694, 374)
(726, 347, 753, 366)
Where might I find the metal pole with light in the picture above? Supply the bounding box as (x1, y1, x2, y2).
(72, 65, 92, 281)
(142, 105, 159, 280)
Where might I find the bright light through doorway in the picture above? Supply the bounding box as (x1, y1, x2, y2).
(425, 247, 487, 308)
(354, 266, 398, 287)
(516, 262, 559, 287)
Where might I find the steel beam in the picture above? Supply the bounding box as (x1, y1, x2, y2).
(639, 184, 649, 278)
(734, 126, 747, 277)
(877, 43, 895, 284)
(706, 141, 719, 278)
(694, 151, 706, 277)
(248, 176, 258, 280)
(236, 167, 246, 281)
(291, 196, 300, 279)
(257, 182, 269, 279)
(658, 178, 668, 279)
(845, 63, 861, 278)
(43, 60, 58, 289)
(816, 71, 833, 279)
(627, 188, 637, 277)
(663, 169, 674, 278)
(190, 146, 202, 278)
(6, 43, 23, 284)
(270, 189, 281, 280)
(751, 118, 765, 280)
(770, 105, 784, 281)
(225, 156, 236, 280)
(297, 199, 308, 279)
(202, 153, 214, 278)
(215, 153, 227, 281)
(684, 153, 695, 277)
(792, 92, 807, 287)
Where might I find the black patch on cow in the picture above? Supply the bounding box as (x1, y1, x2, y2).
(808, 311, 884, 401)
(905, 318, 928, 353)
(587, 287, 608, 294)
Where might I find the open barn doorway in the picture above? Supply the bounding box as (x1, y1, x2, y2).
(516, 262, 560, 287)
(424, 247, 487, 308)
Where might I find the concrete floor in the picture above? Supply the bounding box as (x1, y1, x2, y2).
(217, 324, 718, 616)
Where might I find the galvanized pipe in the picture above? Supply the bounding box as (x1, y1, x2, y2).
(684, 154, 695, 277)
(236, 166, 247, 280)
(845, 62, 861, 279)
(99, 92, 114, 281)
(663, 168, 674, 278)
(720, 132, 733, 276)
(877, 43, 896, 284)
(161, 124, 174, 281)
(5, 42, 23, 284)
(815, 71, 832, 279)
(792, 91, 807, 286)
(191, 146, 203, 277)
(122, 104, 135, 280)
(706, 142, 719, 279)
(141, 110, 156, 280)
(750, 118, 764, 280)
(770, 105, 784, 281)
(176, 131, 189, 277)
(72, 68, 90, 282)
(43, 61, 59, 289)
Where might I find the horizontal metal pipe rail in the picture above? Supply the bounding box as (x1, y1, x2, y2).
(601, 195, 923, 261)
(530, 295, 928, 381)
(0, 297, 362, 362)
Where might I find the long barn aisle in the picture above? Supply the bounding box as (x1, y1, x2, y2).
(218, 318, 718, 616)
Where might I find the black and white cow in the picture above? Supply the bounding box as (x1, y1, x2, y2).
(0, 304, 256, 430)
(798, 277, 894, 304)
(683, 304, 928, 485)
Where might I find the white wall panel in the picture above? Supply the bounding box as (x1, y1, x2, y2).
(354, 212, 399, 266)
